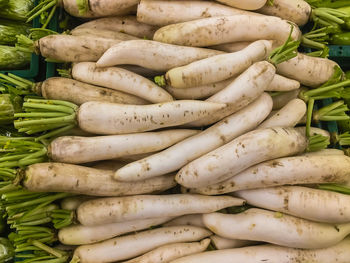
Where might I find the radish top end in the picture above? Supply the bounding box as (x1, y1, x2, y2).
(154, 75, 166, 87)
(75, 0, 90, 15)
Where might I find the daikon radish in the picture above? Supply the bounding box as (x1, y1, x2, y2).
(272, 89, 300, 110)
(209, 42, 253, 52)
(215, 0, 267, 10)
(163, 214, 205, 228)
(265, 74, 300, 92)
(210, 235, 257, 250)
(70, 28, 140, 40)
(91, 160, 129, 171)
(61, 196, 94, 211)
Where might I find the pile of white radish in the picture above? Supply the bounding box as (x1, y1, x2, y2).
(9, 0, 350, 262)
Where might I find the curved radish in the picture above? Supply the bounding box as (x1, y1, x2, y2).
(77, 100, 226, 135)
(193, 155, 350, 195)
(209, 42, 254, 52)
(203, 209, 350, 249)
(72, 62, 173, 104)
(164, 40, 273, 88)
(215, 0, 267, 10)
(96, 40, 223, 71)
(77, 194, 244, 226)
(24, 163, 176, 196)
(236, 186, 350, 224)
(59, 217, 172, 245)
(176, 127, 307, 188)
(114, 93, 272, 181)
(153, 15, 301, 47)
(71, 226, 211, 263)
(210, 235, 257, 250)
(265, 74, 300, 92)
(49, 129, 198, 164)
(163, 214, 205, 228)
(61, 196, 94, 211)
(70, 28, 140, 41)
(272, 89, 300, 110)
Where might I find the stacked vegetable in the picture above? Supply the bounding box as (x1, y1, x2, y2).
(2, 0, 350, 262)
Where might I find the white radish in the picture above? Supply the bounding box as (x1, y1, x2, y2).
(294, 126, 330, 138)
(70, 28, 140, 41)
(210, 235, 257, 250)
(258, 98, 306, 128)
(71, 226, 211, 263)
(91, 160, 129, 171)
(153, 15, 301, 47)
(114, 93, 272, 181)
(163, 214, 205, 228)
(236, 186, 350, 224)
(73, 16, 158, 39)
(59, 217, 172, 245)
(122, 239, 211, 263)
(176, 127, 307, 188)
(215, 0, 267, 10)
(61, 196, 94, 211)
(77, 194, 244, 226)
(272, 89, 300, 110)
(265, 74, 300, 92)
(209, 42, 253, 52)
(49, 129, 198, 164)
(24, 163, 176, 196)
(96, 40, 223, 71)
(72, 62, 173, 104)
(193, 154, 350, 195)
(303, 148, 344, 156)
(116, 152, 160, 162)
(164, 40, 273, 88)
(119, 65, 163, 78)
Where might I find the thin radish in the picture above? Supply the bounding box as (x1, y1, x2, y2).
(209, 42, 254, 52)
(163, 214, 205, 228)
(153, 15, 301, 47)
(169, 237, 350, 263)
(96, 40, 223, 71)
(70, 28, 140, 41)
(193, 154, 350, 195)
(236, 186, 350, 223)
(37, 77, 148, 106)
(210, 235, 257, 250)
(77, 100, 226, 135)
(70, 226, 211, 263)
(276, 53, 339, 87)
(49, 129, 198, 164)
(73, 16, 158, 39)
(24, 163, 176, 196)
(162, 40, 273, 88)
(77, 194, 244, 226)
(71, 62, 173, 104)
(272, 89, 300, 110)
(257, 0, 312, 26)
(136, 0, 260, 26)
(258, 98, 306, 128)
(176, 127, 307, 188)
(122, 239, 211, 263)
(265, 74, 300, 92)
(61, 196, 94, 211)
(114, 93, 272, 181)
(215, 0, 267, 10)
(59, 217, 172, 245)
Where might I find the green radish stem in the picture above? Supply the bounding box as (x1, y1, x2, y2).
(313, 101, 349, 122)
(318, 184, 350, 195)
(311, 7, 349, 27)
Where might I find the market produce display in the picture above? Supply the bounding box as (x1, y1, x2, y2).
(1, 0, 350, 262)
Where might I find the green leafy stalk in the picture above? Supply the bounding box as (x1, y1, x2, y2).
(0, 19, 30, 45)
(26, 0, 57, 25)
(0, 0, 34, 21)
(306, 134, 330, 152)
(311, 7, 350, 27)
(318, 183, 350, 195)
(313, 100, 350, 122)
(76, 0, 90, 15)
(0, 45, 31, 70)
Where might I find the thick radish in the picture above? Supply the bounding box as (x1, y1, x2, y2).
(236, 186, 350, 224)
(59, 217, 172, 245)
(137, 0, 260, 26)
(24, 163, 176, 196)
(210, 235, 257, 250)
(77, 194, 244, 226)
(153, 15, 301, 47)
(265, 74, 300, 92)
(77, 100, 226, 135)
(176, 127, 307, 188)
(37, 77, 148, 106)
(74, 16, 158, 39)
(164, 40, 273, 88)
(272, 89, 300, 110)
(258, 98, 306, 128)
(96, 40, 223, 71)
(193, 155, 350, 195)
(61, 196, 94, 211)
(72, 62, 173, 103)
(114, 93, 272, 181)
(71, 226, 211, 263)
(209, 42, 254, 52)
(122, 239, 210, 263)
(71, 28, 140, 41)
(215, 0, 267, 10)
(169, 237, 350, 263)
(163, 214, 205, 228)
(49, 129, 197, 164)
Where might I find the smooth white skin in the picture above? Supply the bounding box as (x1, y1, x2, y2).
(169, 237, 350, 263)
(265, 74, 300, 92)
(114, 93, 272, 181)
(49, 129, 198, 164)
(71, 226, 212, 263)
(272, 89, 300, 110)
(137, 0, 260, 26)
(193, 155, 350, 195)
(77, 100, 226, 135)
(70, 28, 140, 41)
(209, 42, 253, 52)
(236, 186, 350, 224)
(96, 40, 223, 71)
(257, 0, 312, 26)
(302, 148, 344, 156)
(163, 214, 205, 228)
(73, 16, 158, 39)
(122, 239, 211, 263)
(210, 235, 256, 250)
(277, 53, 339, 87)
(59, 217, 172, 245)
(72, 62, 173, 104)
(187, 62, 275, 127)
(153, 15, 301, 47)
(24, 163, 176, 196)
(176, 127, 307, 188)
(165, 40, 273, 88)
(77, 194, 244, 226)
(258, 98, 306, 128)
(116, 152, 159, 162)
(215, 0, 267, 10)
(60, 196, 94, 211)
